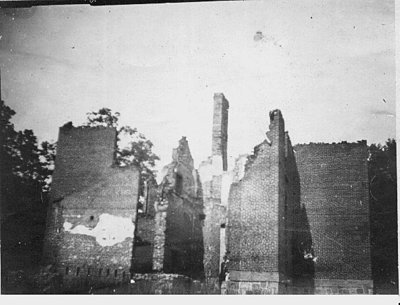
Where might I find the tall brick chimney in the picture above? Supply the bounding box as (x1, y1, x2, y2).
(212, 93, 229, 171)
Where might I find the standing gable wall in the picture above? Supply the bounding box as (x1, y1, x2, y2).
(226, 110, 291, 294)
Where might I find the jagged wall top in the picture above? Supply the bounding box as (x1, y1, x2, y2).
(172, 136, 194, 168)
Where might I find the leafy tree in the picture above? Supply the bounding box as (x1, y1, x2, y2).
(38, 141, 57, 193)
(85, 107, 120, 128)
(1, 100, 56, 283)
(1, 102, 39, 214)
(1, 100, 18, 215)
(0, 101, 55, 200)
(83, 108, 160, 194)
(368, 139, 397, 293)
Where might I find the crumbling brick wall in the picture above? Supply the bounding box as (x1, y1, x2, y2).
(42, 125, 140, 291)
(162, 194, 205, 279)
(202, 194, 226, 293)
(197, 93, 231, 293)
(132, 184, 157, 273)
(294, 141, 372, 293)
(156, 137, 205, 280)
(226, 110, 291, 294)
(198, 162, 228, 293)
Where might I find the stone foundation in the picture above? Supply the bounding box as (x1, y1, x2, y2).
(311, 279, 373, 294)
(223, 271, 285, 294)
(223, 280, 281, 295)
(224, 272, 373, 294)
(290, 278, 373, 294)
(92, 273, 216, 294)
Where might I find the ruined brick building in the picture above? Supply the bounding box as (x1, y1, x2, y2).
(42, 93, 373, 294)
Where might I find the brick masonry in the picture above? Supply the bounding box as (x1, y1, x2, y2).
(227, 111, 288, 284)
(152, 199, 168, 272)
(293, 141, 372, 293)
(42, 125, 140, 292)
(40, 95, 374, 295)
(132, 184, 158, 273)
(212, 93, 229, 171)
(92, 273, 212, 294)
(156, 137, 205, 280)
(222, 275, 280, 295)
(225, 109, 373, 294)
(291, 279, 373, 295)
(198, 94, 230, 291)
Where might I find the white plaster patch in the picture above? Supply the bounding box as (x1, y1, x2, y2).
(233, 155, 248, 182)
(211, 156, 223, 176)
(63, 213, 135, 247)
(221, 172, 233, 206)
(198, 160, 213, 183)
(156, 165, 169, 185)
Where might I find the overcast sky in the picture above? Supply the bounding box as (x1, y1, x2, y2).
(0, 0, 395, 173)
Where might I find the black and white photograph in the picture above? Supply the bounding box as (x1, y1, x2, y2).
(0, 0, 397, 296)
